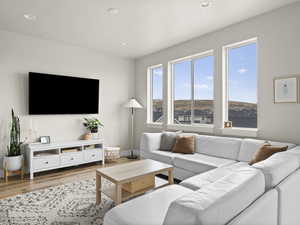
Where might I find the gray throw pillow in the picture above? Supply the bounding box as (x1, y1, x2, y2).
(160, 131, 182, 151)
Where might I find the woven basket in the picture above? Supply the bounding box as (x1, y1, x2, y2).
(105, 147, 120, 162)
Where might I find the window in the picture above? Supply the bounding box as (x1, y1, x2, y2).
(173, 60, 192, 124)
(171, 51, 214, 125)
(224, 39, 257, 128)
(147, 65, 163, 123)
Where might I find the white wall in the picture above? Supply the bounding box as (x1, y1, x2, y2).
(0, 30, 135, 159)
(135, 2, 300, 146)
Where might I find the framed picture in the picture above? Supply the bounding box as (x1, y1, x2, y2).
(274, 77, 298, 103)
(40, 136, 51, 144)
(224, 121, 232, 128)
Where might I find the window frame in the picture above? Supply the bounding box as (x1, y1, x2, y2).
(147, 64, 164, 125)
(168, 50, 215, 128)
(222, 37, 258, 130)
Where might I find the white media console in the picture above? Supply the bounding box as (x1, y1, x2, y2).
(25, 139, 104, 179)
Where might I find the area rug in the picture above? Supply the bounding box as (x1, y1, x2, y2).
(0, 178, 114, 225)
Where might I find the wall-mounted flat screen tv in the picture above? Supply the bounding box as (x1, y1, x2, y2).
(29, 72, 99, 115)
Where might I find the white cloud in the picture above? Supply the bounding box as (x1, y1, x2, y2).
(206, 76, 213, 80)
(238, 68, 248, 74)
(195, 84, 209, 89)
(184, 83, 209, 89)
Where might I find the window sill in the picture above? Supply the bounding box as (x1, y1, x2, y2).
(146, 123, 163, 129)
(167, 124, 214, 133)
(221, 127, 258, 138)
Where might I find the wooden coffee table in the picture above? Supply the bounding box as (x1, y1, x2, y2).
(96, 159, 174, 205)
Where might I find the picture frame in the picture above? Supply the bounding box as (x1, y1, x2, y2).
(224, 121, 232, 128)
(274, 76, 298, 103)
(40, 136, 51, 144)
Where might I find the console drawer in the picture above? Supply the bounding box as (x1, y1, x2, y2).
(33, 155, 60, 171)
(60, 152, 83, 166)
(84, 149, 102, 162)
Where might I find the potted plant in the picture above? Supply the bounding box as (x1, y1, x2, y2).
(82, 118, 103, 140)
(3, 109, 24, 171)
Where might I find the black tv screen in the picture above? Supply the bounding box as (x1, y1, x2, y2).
(29, 72, 99, 115)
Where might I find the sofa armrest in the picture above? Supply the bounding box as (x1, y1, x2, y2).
(140, 133, 162, 156)
(252, 152, 299, 190)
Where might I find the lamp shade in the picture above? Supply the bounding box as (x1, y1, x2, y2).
(124, 98, 143, 108)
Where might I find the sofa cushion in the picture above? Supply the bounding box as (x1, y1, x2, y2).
(195, 135, 242, 160)
(180, 162, 249, 190)
(252, 152, 299, 190)
(163, 167, 265, 225)
(145, 150, 175, 165)
(172, 136, 195, 154)
(227, 189, 278, 225)
(103, 184, 193, 225)
(287, 146, 300, 165)
(249, 144, 288, 165)
(238, 138, 296, 162)
(160, 131, 181, 151)
(140, 133, 162, 155)
(173, 153, 236, 174)
(238, 139, 265, 162)
(173, 167, 197, 180)
(276, 169, 300, 225)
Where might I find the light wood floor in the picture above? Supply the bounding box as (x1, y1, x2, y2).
(0, 158, 136, 200)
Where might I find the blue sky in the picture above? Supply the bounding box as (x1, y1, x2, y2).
(228, 43, 257, 103)
(152, 43, 257, 103)
(152, 67, 163, 99)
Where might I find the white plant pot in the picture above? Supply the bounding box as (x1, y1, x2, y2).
(3, 155, 23, 171)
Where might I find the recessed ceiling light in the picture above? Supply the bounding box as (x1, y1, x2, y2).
(24, 14, 37, 20)
(107, 8, 119, 15)
(24, 14, 37, 21)
(200, 1, 210, 7)
(121, 42, 127, 46)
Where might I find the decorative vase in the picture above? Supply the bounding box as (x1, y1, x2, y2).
(82, 133, 92, 140)
(3, 155, 23, 171)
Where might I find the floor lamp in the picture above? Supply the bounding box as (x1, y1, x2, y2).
(124, 98, 143, 159)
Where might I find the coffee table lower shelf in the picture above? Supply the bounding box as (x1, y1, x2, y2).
(101, 182, 161, 202)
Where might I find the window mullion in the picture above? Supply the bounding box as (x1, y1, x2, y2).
(191, 59, 195, 125)
(150, 69, 154, 123)
(147, 65, 163, 124)
(225, 48, 229, 123)
(222, 46, 230, 126)
(147, 68, 151, 124)
(171, 64, 175, 124)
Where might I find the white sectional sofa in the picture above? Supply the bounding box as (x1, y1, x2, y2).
(104, 133, 300, 225)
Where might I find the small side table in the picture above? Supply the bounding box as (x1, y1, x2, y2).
(104, 147, 120, 163)
(3, 160, 24, 183)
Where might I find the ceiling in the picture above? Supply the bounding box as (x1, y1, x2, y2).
(0, 0, 299, 58)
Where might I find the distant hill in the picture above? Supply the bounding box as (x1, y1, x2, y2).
(152, 99, 257, 128)
(153, 99, 257, 111)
